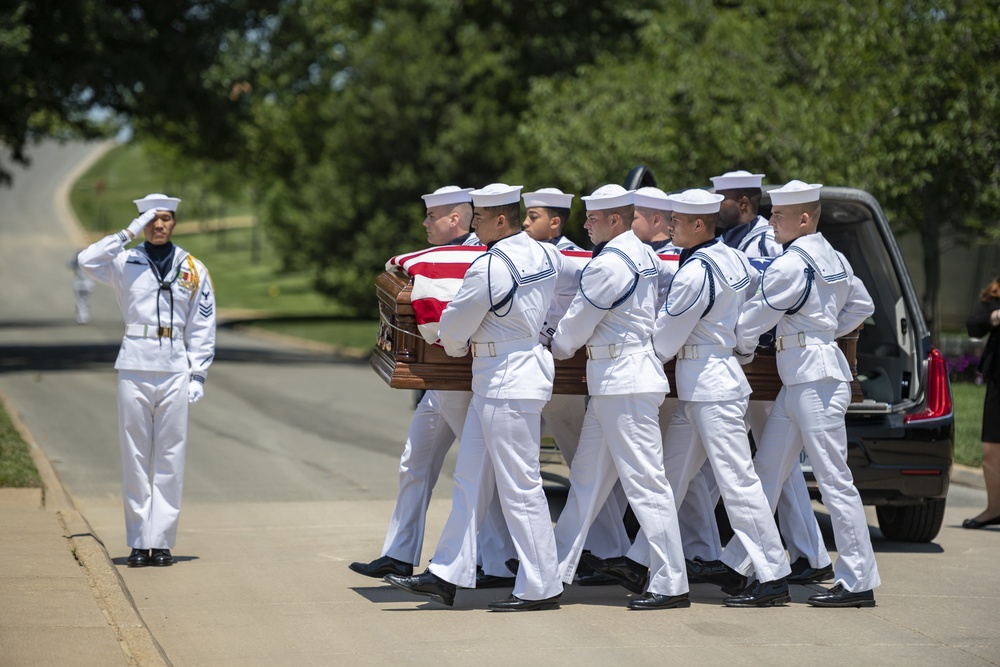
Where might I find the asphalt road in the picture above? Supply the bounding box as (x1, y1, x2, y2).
(1, 142, 999, 666)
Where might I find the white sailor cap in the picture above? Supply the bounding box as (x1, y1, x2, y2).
(667, 189, 725, 215)
(710, 170, 765, 191)
(633, 186, 672, 211)
(523, 187, 574, 209)
(581, 184, 634, 211)
(471, 183, 523, 208)
(421, 185, 474, 208)
(769, 180, 823, 206)
(133, 193, 181, 213)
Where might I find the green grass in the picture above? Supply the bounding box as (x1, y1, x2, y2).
(0, 400, 42, 488)
(953, 381, 986, 467)
(70, 143, 253, 234)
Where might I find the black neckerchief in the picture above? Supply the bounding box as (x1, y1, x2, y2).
(591, 241, 609, 257)
(449, 232, 472, 245)
(144, 241, 176, 281)
(722, 221, 753, 249)
(646, 238, 672, 252)
(679, 237, 718, 265)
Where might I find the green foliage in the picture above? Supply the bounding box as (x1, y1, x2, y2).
(0, 1, 280, 186)
(952, 381, 986, 468)
(70, 143, 254, 233)
(0, 401, 42, 489)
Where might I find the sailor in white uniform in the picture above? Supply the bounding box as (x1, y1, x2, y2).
(521, 188, 632, 568)
(726, 180, 880, 607)
(630, 188, 793, 607)
(660, 173, 830, 584)
(386, 183, 574, 611)
(550, 185, 689, 611)
(350, 186, 515, 587)
(78, 193, 216, 568)
(631, 187, 682, 255)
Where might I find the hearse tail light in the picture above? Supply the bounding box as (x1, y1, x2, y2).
(904, 348, 953, 424)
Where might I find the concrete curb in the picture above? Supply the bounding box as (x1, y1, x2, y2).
(2, 392, 171, 667)
(951, 462, 986, 490)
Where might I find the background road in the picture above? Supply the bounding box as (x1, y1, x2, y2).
(0, 142, 998, 666)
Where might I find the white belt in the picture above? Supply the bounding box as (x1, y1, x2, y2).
(470, 337, 536, 358)
(677, 344, 732, 360)
(125, 324, 185, 340)
(775, 330, 834, 352)
(586, 339, 652, 360)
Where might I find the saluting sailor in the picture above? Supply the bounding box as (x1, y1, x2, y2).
(78, 194, 216, 568)
(550, 184, 690, 611)
(726, 180, 880, 607)
(386, 183, 574, 611)
(351, 186, 518, 589)
(635, 188, 793, 607)
(712, 169, 834, 586)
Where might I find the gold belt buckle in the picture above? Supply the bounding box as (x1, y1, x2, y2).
(157, 326, 172, 338)
(776, 335, 785, 352)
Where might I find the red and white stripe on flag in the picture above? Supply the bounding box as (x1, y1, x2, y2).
(386, 245, 678, 345)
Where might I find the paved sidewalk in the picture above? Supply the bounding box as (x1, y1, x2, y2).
(0, 395, 169, 667)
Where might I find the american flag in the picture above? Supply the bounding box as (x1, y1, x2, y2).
(387, 245, 678, 344)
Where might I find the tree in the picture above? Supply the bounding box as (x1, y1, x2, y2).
(0, 0, 279, 186)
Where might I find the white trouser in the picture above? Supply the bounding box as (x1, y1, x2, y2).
(554, 393, 688, 596)
(117, 370, 189, 549)
(677, 401, 832, 569)
(721, 381, 880, 592)
(543, 394, 631, 559)
(746, 401, 832, 570)
(630, 398, 791, 584)
(382, 390, 513, 574)
(428, 397, 562, 600)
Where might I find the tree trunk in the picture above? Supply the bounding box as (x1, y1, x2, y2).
(921, 209, 941, 347)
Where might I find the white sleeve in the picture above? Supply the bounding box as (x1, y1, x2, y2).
(837, 274, 875, 338)
(438, 259, 492, 358)
(550, 261, 615, 360)
(735, 256, 802, 355)
(652, 263, 711, 362)
(185, 258, 217, 380)
(77, 231, 131, 287)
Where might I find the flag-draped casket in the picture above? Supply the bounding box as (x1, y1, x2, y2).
(370, 245, 861, 401)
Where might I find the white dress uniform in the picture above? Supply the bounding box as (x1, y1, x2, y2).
(551, 229, 688, 597)
(680, 211, 832, 573)
(725, 230, 881, 592)
(631, 236, 791, 584)
(540, 233, 632, 560)
(78, 226, 216, 550)
(380, 230, 515, 574)
(428, 230, 573, 601)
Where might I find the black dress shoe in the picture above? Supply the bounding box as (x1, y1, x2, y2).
(349, 555, 413, 579)
(476, 566, 516, 589)
(962, 514, 1000, 529)
(807, 583, 876, 608)
(685, 559, 703, 583)
(488, 593, 561, 612)
(687, 557, 747, 595)
(723, 578, 790, 607)
(627, 592, 691, 610)
(786, 557, 834, 584)
(150, 549, 173, 567)
(581, 553, 648, 595)
(127, 548, 150, 568)
(384, 570, 456, 607)
(505, 558, 520, 575)
(576, 571, 620, 586)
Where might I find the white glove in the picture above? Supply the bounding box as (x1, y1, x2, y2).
(188, 379, 205, 404)
(125, 209, 158, 239)
(990, 309, 1000, 328)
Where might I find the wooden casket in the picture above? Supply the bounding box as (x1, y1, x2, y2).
(369, 266, 863, 402)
